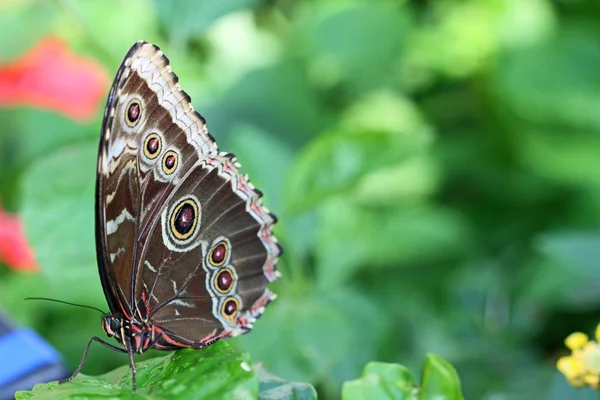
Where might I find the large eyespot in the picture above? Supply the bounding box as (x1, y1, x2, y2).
(209, 240, 228, 267)
(125, 99, 142, 127)
(162, 150, 178, 174)
(214, 267, 235, 294)
(143, 133, 162, 159)
(162, 194, 202, 251)
(221, 297, 239, 322)
(170, 198, 199, 240)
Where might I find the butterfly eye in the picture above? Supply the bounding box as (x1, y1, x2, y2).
(221, 297, 239, 321)
(110, 319, 121, 332)
(162, 150, 178, 174)
(209, 241, 228, 267)
(169, 198, 199, 240)
(125, 99, 142, 127)
(103, 317, 121, 337)
(214, 268, 235, 294)
(143, 133, 162, 159)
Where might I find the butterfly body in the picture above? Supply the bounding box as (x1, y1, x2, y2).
(63, 41, 281, 391)
(101, 314, 208, 354)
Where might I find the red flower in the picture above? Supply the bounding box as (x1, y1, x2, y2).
(0, 204, 38, 272)
(0, 38, 108, 121)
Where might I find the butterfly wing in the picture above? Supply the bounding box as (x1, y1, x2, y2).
(136, 154, 280, 347)
(96, 41, 280, 342)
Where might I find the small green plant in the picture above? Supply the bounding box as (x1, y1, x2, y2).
(343, 355, 463, 400)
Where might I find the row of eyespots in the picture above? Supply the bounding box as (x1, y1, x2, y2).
(207, 240, 239, 322)
(209, 241, 235, 294)
(128, 99, 179, 175)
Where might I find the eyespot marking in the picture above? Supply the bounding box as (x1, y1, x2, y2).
(221, 297, 239, 322)
(162, 150, 178, 174)
(125, 99, 142, 127)
(214, 267, 235, 294)
(209, 240, 228, 267)
(169, 198, 199, 240)
(143, 133, 162, 159)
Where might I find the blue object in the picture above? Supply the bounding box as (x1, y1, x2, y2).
(0, 328, 61, 387)
(0, 321, 67, 400)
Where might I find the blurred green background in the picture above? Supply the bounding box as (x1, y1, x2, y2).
(1, 0, 600, 398)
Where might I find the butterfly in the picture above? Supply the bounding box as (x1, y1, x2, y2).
(61, 41, 281, 391)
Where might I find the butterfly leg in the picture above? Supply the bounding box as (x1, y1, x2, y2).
(59, 336, 126, 384)
(127, 342, 137, 391)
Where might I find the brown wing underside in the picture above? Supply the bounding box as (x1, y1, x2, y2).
(96, 41, 281, 343)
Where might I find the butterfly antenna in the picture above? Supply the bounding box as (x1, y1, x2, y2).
(24, 297, 107, 315)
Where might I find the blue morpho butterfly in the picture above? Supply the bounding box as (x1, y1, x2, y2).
(32, 41, 282, 391)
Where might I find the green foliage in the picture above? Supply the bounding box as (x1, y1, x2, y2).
(257, 364, 318, 400)
(419, 355, 463, 400)
(152, 0, 259, 49)
(16, 346, 463, 400)
(342, 362, 418, 400)
(3, 0, 600, 399)
(342, 355, 463, 400)
(15, 342, 315, 400)
(0, 2, 56, 61)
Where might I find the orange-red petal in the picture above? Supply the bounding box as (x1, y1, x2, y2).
(0, 37, 108, 121)
(0, 205, 38, 272)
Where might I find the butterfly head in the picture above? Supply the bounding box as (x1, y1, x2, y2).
(101, 314, 154, 352)
(102, 315, 124, 342)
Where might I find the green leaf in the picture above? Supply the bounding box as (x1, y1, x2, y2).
(0, 2, 56, 61)
(226, 123, 295, 216)
(419, 354, 464, 400)
(342, 362, 418, 400)
(151, 0, 258, 48)
(517, 128, 600, 192)
(257, 364, 318, 400)
(15, 342, 258, 399)
(535, 232, 600, 308)
(15, 342, 317, 400)
(17, 112, 99, 158)
(406, 0, 554, 79)
(209, 61, 327, 148)
(0, 108, 98, 208)
(305, 3, 411, 92)
(353, 156, 439, 206)
(342, 356, 464, 400)
(54, 0, 161, 61)
(492, 25, 600, 131)
(234, 290, 354, 383)
(286, 130, 415, 210)
(327, 288, 390, 392)
(20, 140, 101, 306)
(286, 93, 431, 210)
(315, 200, 470, 288)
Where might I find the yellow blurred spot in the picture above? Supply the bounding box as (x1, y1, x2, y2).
(557, 356, 581, 380)
(584, 374, 600, 389)
(558, 327, 600, 389)
(565, 332, 588, 350)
